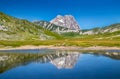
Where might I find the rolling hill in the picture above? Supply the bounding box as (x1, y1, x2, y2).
(0, 12, 62, 40)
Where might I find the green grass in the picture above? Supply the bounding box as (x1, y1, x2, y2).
(0, 39, 120, 47)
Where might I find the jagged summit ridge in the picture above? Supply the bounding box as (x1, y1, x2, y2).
(50, 15, 80, 30)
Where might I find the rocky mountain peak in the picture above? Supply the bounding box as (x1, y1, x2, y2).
(50, 15, 80, 30)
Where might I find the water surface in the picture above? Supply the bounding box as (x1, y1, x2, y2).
(0, 49, 120, 79)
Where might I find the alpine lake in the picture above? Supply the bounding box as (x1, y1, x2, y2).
(0, 48, 120, 79)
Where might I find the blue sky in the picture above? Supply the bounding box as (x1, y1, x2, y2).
(0, 0, 120, 29)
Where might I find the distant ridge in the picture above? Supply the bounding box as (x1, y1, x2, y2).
(80, 23, 120, 35)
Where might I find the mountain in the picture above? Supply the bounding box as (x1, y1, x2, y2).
(33, 21, 69, 33)
(33, 15, 80, 33)
(50, 15, 80, 31)
(0, 12, 62, 40)
(1, 12, 120, 41)
(80, 23, 120, 35)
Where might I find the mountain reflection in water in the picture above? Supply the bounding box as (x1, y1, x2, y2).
(0, 50, 120, 74)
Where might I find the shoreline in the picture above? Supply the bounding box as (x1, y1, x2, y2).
(0, 45, 120, 51)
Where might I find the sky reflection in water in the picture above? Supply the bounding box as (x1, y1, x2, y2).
(0, 49, 120, 79)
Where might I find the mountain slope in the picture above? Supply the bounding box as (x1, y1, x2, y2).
(33, 21, 69, 33)
(80, 23, 120, 35)
(79, 23, 120, 40)
(0, 12, 62, 40)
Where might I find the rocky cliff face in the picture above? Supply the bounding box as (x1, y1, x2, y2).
(50, 15, 80, 31)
